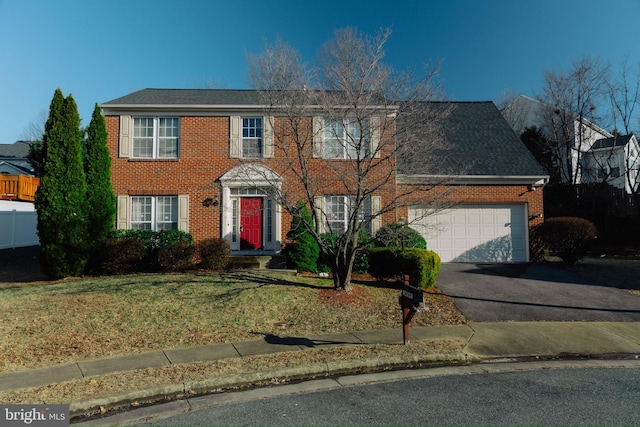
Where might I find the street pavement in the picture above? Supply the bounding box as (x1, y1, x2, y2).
(2, 262, 640, 423)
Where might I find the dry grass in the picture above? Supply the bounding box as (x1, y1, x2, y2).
(0, 271, 464, 374)
(0, 340, 466, 405)
(0, 246, 466, 405)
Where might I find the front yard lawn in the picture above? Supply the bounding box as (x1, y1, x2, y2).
(0, 271, 465, 373)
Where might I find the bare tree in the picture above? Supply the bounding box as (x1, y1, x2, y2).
(20, 109, 47, 142)
(245, 28, 451, 291)
(537, 56, 611, 186)
(497, 88, 535, 136)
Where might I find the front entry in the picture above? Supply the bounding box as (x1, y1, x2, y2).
(240, 197, 263, 250)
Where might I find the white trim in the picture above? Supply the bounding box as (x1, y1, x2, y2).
(397, 174, 549, 186)
(220, 164, 282, 253)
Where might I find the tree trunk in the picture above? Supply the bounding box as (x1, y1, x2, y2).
(332, 266, 353, 292)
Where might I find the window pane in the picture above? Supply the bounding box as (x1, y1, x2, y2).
(325, 195, 347, 234)
(232, 198, 238, 243)
(133, 118, 154, 158)
(158, 118, 178, 158)
(242, 117, 263, 158)
(131, 196, 152, 229)
(156, 196, 177, 229)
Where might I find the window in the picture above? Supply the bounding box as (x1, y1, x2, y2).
(130, 196, 178, 230)
(242, 117, 263, 158)
(324, 195, 371, 234)
(132, 117, 179, 158)
(323, 118, 369, 159)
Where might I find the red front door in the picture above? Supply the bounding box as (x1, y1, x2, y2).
(240, 197, 263, 250)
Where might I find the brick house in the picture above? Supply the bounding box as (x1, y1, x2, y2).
(101, 89, 547, 263)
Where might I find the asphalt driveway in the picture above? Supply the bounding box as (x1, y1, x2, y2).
(436, 262, 640, 322)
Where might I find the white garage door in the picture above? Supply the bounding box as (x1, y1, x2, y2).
(409, 204, 528, 263)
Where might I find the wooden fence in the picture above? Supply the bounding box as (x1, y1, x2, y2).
(0, 174, 39, 202)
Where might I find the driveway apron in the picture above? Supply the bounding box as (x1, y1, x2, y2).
(436, 263, 640, 322)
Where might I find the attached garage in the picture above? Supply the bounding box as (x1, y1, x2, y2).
(409, 204, 529, 263)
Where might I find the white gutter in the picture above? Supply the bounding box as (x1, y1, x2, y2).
(397, 174, 550, 186)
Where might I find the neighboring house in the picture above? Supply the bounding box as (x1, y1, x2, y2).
(0, 141, 39, 249)
(502, 94, 640, 194)
(581, 134, 640, 194)
(0, 141, 35, 176)
(101, 89, 547, 263)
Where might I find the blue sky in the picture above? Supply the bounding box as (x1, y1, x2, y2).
(1, 0, 639, 142)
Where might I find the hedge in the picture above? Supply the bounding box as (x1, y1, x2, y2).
(538, 217, 597, 264)
(369, 247, 441, 289)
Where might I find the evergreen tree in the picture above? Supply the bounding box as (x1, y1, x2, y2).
(284, 201, 320, 272)
(84, 103, 116, 264)
(35, 89, 89, 278)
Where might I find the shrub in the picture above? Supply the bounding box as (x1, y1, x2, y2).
(402, 248, 441, 289)
(197, 238, 231, 270)
(369, 247, 402, 280)
(317, 230, 373, 273)
(284, 201, 320, 272)
(369, 247, 441, 289)
(374, 223, 427, 249)
(158, 241, 195, 272)
(101, 229, 195, 272)
(97, 237, 146, 275)
(538, 217, 598, 264)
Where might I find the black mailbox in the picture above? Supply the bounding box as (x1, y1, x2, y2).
(401, 284, 424, 306)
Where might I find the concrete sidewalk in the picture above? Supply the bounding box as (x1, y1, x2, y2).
(2, 321, 640, 419)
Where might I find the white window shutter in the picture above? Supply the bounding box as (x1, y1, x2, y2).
(369, 116, 381, 159)
(119, 115, 131, 158)
(229, 116, 241, 158)
(264, 116, 274, 158)
(313, 196, 324, 233)
(178, 195, 189, 232)
(312, 116, 323, 158)
(117, 195, 129, 229)
(371, 196, 381, 235)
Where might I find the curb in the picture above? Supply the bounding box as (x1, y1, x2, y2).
(70, 352, 473, 419)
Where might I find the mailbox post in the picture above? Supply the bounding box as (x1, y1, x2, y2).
(399, 276, 427, 345)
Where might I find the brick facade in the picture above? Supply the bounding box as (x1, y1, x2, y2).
(103, 91, 548, 262)
(105, 115, 397, 248)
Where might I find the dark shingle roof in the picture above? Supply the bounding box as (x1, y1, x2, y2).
(0, 141, 32, 158)
(103, 90, 546, 179)
(590, 134, 633, 150)
(102, 88, 387, 108)
(398, 102, 548, 177)
(102, 89, 267, 106)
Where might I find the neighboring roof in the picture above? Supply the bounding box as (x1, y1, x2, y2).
(0, 141, 32, 158)
(590, 134, 634, 150)
(398, 101, 548, 178)
(0, 161, 34, 176)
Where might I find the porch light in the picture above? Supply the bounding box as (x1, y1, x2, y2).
(202, 196, 219, 207)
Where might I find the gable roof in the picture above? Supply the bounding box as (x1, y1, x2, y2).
(589, 134, 634, 150)
(102, 89, 264, 107)
(0, 141, 32, 159)
(0, 161, 34, 176)
(103, 90, 548, 182)
(398, 101, 548, 179)
(101, 88, 389, 112)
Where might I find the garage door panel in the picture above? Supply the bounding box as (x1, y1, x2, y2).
(409, 204, 527, 263)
